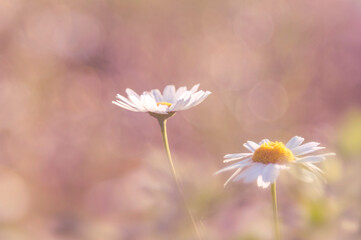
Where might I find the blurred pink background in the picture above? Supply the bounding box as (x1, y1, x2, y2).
(0, 0, 360, 239)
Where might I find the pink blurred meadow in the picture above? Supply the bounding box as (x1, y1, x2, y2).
(0, 0, 361, 239)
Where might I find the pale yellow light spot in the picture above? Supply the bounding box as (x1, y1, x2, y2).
(157, 102, 172, 107)
(252, 141, 294, 164)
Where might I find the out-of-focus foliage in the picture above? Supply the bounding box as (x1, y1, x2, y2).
(0, 0, 360, 239)
(339, 110, 361, 157)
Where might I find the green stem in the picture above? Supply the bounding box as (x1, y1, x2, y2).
(158, 119, 202, 240)
(271, 182, 281, 240)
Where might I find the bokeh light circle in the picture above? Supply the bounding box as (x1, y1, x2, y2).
(247, 81, 289, 121)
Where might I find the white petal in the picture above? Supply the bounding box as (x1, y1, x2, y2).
(150, 89, 163, 102)
(174, 86, 187, 99)
(276, 164, 289, 170)
(224, 168, 242, 187)
(302, 163, 326, 182)
(291, 142, 321, 156)
(300, 170, 318, 182)
(180, 90, 211, 111)
(214, 159, 252, 175)
(188, 91, 211, 108)
(182, 91, 205, 109)
(285, 136, 305, 149)
(125, 88, 140, 99)
(261, 164, 279, 183)
(189, 84, 200, 93)
(295, 156, 324, 163)
(295, 153, 335, 163)
(290, 163, 321, 183)
(125, 89, 146, 109)
(224, 153, 252, 159)
(195, 91, 212, 105)
(223, 153, 253, 163)
(243, 164, 265, 183)
(292, 147, 325, 156)
(112, 101, 141, 112)
(140, 93, 157, 112)
(259, 139, 270, 145)
(169, 91, 192, 111)
(163, 85, 176, 103)
(303, 162, 324, 175)
(233, 163, 263, 182)
(243, 141, 260, 152)
(257, 175, 270, 188)
(224, 156, 252, 164)
(116, 94, 143, 110)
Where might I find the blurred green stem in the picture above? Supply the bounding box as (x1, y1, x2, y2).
(271, 182, 281, 240)
(158, 119, 202, 240)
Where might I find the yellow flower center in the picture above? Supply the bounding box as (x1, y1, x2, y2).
(157, 102, 172, 107)
(252, 141, 294, 164)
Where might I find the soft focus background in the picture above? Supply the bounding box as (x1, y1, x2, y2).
(0, 0, 360, 239)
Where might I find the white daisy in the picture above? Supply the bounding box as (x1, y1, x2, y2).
(112, 84, 211, 119)
(215, 136, 335, 188)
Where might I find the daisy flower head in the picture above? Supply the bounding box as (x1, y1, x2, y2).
(215, 136, 335, 189)
(112, 84, 211, 120)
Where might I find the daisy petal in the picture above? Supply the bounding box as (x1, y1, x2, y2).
(224, 156, 252, 164)
(182, 91, 206, 110)
(170, 91, 192, 111)
(112, 101, 141, 112)
(125, 88, 140, 99)
(234, 163, 264, 182)
(150, 89, 163, 102)
(223, 153, 253, 163)
(163, 85, 176, 103)
(140, 93, 158, 112)
(303, 162, 324, 175)
(302, 163, 326, 182)
(174, 86, 187, 99)
(295, 153, 335, 163)
(295, 156, 324, 163)
(295, 147, 326, 156)
(190, 84, 200, 93)
(224, 168, 242, 187)
(262, 164, 280, 183)
(184, 91, 211, 109)
(214, 159, 252, 175)
(259, 139, 270, 145)
(257, 175, 270, 188)
(291, 165, 318, 183)
(116, 94, 143, 110)
(291, 142, 321, 156)
(224, 153, 253, 159)
(286, 136, 305, 149)
(125, 89, 147, 109)
(243, 141, 260, 152)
